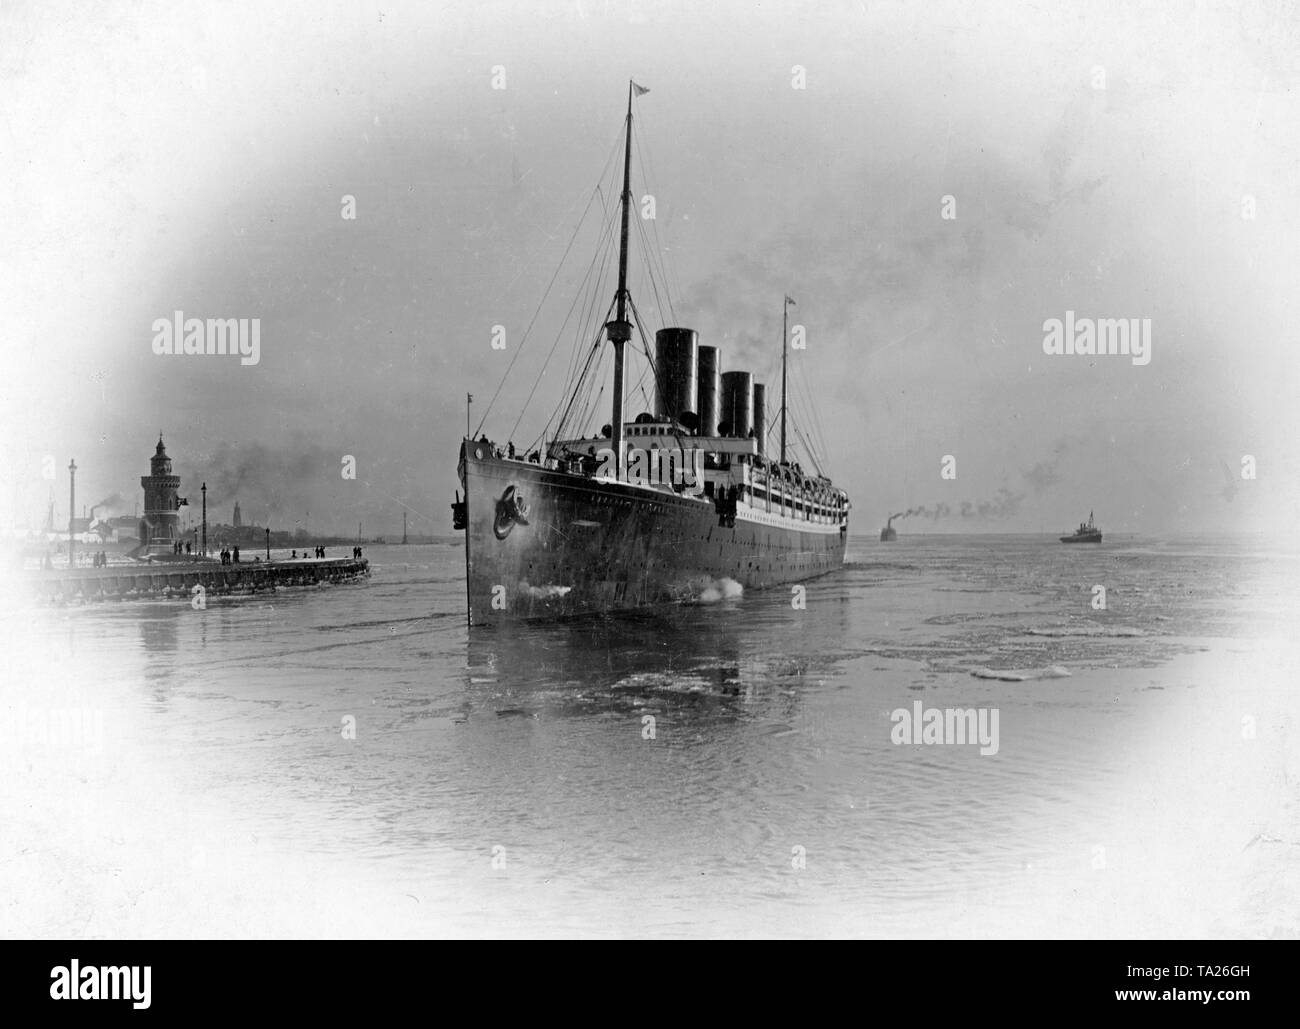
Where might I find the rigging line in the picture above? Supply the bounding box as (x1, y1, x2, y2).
(552, 297, 617, 446)
(534, 174, 622, 447)
(626, 342, 651, 401)
(627, 351, 657, 414)
(631, 137, 673, 328)
(628, 295, 661, 393)
(788, 398, 820, 474)
(789, 412, 819, 473)
(573, 343, 604, 432)
(575, 157, 626, 345)
(552, 348, 600, 451)
(564, 298, 617, 442)
(787, 373, 818, 463)
(583, 120, 625, 224)
(796, 355, 832, 463)
(793, 390, 825, 472)
(510, 201, 622, 443)
(521, 230, 616, 448)
(558, 198, 615, 389)
(559, 216, 624, 439)
(582, 382, 607, 439)
(790, 337, 832, 460)
(628, 294, 690, 457)
(781, 347, 822, 466)
(559, 164, 620, 396)
(631, 116, 682, 319)
(634, 212, 671, 333)
(555, 204, 619, 421)
(794, 424, 824, 477)
(632, 121, 681, 329)
(532, 338, 600, 454)
(551, 169, 626, 403)
(792, 349, 827, 453)
(644, 183, 678, 326)
(552, 330, 604, 446)
(473, 130, 625, 439)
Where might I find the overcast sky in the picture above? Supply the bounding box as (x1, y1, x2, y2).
(3, 0, 1298, 537)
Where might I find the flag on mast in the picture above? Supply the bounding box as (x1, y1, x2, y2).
(632, 81, 650, 96)
(785, 294, 796, 306)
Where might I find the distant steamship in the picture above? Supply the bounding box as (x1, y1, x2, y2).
(453, 83, 851, 625)
(1060, 511, 1102, 543)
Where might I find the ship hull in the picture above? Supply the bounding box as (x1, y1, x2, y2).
(460, 441, 847, 625)
(1059, 533, 1102, 543)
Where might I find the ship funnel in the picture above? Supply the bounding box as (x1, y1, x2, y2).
(721, 371, 754, 439)
(696, 345, 720, 437)
(654, 328, 699, 427)
(752, 383, 766, 457)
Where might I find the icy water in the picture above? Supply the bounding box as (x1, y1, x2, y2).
(3, 535, 1298, 938)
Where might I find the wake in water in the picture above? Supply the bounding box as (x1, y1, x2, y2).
(694, 577, 744, 604)
(970, 664, 1073, 682)
(1025, 625, 1144, 637)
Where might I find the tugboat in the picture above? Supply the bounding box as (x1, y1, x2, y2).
(1060, 511, 1102, 543)
(453, 82, 852, 625)
(880, 514, 899, 541)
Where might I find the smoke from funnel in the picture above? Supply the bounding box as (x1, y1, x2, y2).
(92, 492, 128, 517)
(886, 435, 1072, 527)
(886, 490, 1023, 523)
(176, 439, 337, 521)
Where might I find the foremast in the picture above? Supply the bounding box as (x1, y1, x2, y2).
(602, 80, 641, 478)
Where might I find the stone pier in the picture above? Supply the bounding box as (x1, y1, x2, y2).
(25, 558, 370, 606)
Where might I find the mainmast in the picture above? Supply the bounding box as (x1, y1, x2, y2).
(604, 80, 639, 471)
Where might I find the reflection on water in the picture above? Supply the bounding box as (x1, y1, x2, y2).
(4, 537, 1297, 937)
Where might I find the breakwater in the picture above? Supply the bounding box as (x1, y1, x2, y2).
(25, 557, 370, 605)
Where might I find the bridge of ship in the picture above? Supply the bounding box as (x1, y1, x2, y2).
(543, 418, 850, 527)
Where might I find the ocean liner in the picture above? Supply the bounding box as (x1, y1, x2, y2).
(453, 82, 851, 625)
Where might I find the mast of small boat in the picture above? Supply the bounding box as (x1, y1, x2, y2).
(604, 80, 637, 476)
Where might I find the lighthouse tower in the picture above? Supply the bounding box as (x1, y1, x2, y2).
(139, 434, 183, 548)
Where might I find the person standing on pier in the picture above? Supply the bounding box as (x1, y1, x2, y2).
(233, 546, 240, 563)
